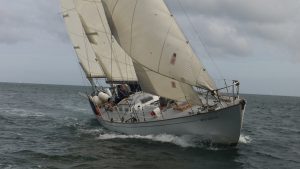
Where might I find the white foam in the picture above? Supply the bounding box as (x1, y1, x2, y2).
(63, 105, 89, 113)
(97, 133, 196, 148)
(97, 133, 253, 148)
(20, 112, 45, 117)
(79, 128, 104, 135)
(2, 164, 14, 169)
(6, 108, 45, 117)
(63, 116, 78, 121)
(239, 134, 252, 144)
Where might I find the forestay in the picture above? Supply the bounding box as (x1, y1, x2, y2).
(102, 0, 216, 103)
(60, 0, 105, 78)
(72, 0, 137, 82)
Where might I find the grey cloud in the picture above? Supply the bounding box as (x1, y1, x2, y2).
(171, 0, 299, 23)
(0, 0, 67, 45)
(166, 0, 300, 59)
(192, 17, 251, 57)
(1, 0, 299, 60)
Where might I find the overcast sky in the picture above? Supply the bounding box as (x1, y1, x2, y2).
(0, 0, 300, 97)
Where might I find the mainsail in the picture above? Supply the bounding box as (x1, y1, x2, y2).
(102, 0, 216, 103)
(61, 0, 105, 78)
(61, 0, 138, 82)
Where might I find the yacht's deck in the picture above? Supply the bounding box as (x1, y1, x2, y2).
(95, 91, 237, 123)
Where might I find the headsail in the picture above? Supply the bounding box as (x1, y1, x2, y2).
(60, 0, 105, 78)
(134, 62, 202, 104)
(102, 0, 216, 103)
(66, 0, 138, 83)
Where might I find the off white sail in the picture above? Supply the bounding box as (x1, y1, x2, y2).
(102, 0, 215, 102)
(134, 62, 202, 105)
(102, 0, 216, 91)
(60, 0, 105, 78)
(73, 0, 138, 82)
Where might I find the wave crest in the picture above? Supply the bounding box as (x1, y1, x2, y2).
(239, 134, 252, 144)
(98, 133, 202, 148)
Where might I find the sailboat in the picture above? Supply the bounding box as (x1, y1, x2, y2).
(60, 0, 246, 145)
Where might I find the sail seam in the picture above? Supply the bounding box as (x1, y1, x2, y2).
(61, 0, 106, 78)
(175, 0, 219, 87)
(111, 39, 125, 81)
(129, 0, 139, 58)
(93, 0, 115, 81)
(94, 0, 130, 82)
(158, 16, 175, 73)
(77, 1, 105, 78)
(111, 0, 119, 16)
(130, 56, 209, 90)
(75, 0, 93, 79)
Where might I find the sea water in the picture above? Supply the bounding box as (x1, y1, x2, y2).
(0, 83, 299, 169)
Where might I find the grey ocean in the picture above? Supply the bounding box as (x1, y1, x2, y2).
(0, 83, 299, 169)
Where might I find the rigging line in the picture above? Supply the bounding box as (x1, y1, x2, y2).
(170, 0, 205, 84)
(78, 62, 89, 93)
(100, 1, 208, 90)
(94, 0, 121, 83)
(163, 2, 202, 85)
(130, 0, 139, 59)
(83, 31, 93, 79)
(111, 38, 124, 81)
(83, 0, 101, 2)
(125, 46, 129, 81)
(59, 7, 80, 36)
(129, 0, 140, 85)
(92, 52, 135, 66)
(89, 1, 111, 40)
(110, 35, 113, 83)
(170, 13, 200, 85)
(111, 0, 119, 16)
(157, 13, 174, 73)
(133, 56, 209, 91)
(74, 2, 93, 79)
(91, 0, 112, 82)
(175, 0, 225, 80)
(94, 0, 113, 45)
(60, 2, 90, 90)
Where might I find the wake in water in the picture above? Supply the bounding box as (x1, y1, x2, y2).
(94, 132, 253, 149)
(98, 133, 195, 148)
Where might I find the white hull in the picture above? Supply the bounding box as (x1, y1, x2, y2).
(94, 103, 245, 145)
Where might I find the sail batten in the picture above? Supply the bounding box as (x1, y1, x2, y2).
(75, 0, 138, 82)
(61, 0, 138, 82)
(61, 0, 105, 79)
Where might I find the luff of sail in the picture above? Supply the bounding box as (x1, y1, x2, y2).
(72, 0, 138, 83)
(60, 0, 105, 78)
(102, 0, 216, 103)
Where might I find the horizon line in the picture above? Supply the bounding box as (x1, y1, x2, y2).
(1, 81, 299, 98)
